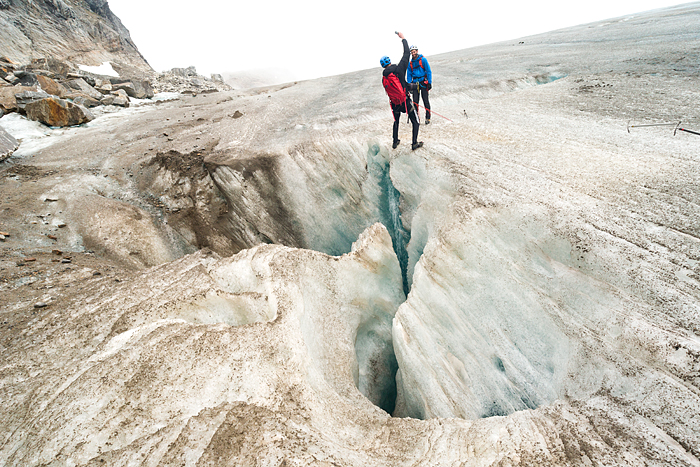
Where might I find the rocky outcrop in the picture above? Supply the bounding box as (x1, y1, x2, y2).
(0, 61, 229, 127)
(0, 59, 133, 124)
(0, 3, 232, 126)
(153, 66, 231, 94)
(0, 0, 153, 79)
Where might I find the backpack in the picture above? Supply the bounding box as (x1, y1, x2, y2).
(409, 57, 424, 72)
(382, 72, 406, 105)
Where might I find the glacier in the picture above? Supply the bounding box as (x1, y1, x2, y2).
(1, 3, 699, 466)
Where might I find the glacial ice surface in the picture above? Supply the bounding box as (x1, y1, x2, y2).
(2, 3, 700, 465)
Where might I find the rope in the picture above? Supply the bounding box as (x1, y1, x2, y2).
(413, 102, 453, 122)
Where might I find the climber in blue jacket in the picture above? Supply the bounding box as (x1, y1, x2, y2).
(407, 45, 432, 124)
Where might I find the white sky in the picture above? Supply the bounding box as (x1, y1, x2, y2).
(107, 1, 689, 80)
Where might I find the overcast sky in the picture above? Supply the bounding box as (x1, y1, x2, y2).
(107, 0, 689, 81)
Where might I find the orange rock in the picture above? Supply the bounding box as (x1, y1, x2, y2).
(36, 75, 69, 98)
(25, 97, 94, 127)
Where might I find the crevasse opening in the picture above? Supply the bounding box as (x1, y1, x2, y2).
(366, 143, 412, 296)
(194, 140, 422, 415)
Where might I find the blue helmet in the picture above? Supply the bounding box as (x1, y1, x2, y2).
(380, 56, 391, 68)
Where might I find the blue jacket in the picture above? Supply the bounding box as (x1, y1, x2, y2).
(407, 54, 432, 84)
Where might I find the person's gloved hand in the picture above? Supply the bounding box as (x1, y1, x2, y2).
(426, 81, 432, 90)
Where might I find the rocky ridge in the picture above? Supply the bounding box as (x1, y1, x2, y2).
(0, 55, 231, 133)
(0, 0, 151, 79)
(0, 0, 231, 141)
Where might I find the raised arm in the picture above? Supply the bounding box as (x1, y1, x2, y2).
(396, 35, 411, 82)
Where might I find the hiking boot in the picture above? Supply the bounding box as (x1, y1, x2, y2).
(392, 139, 400, 149)
(411, 142, 423, 150)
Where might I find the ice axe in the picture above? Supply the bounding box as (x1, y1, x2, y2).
(626, 120, 700, 137)
(674, 126, 700, 136)
(627, 120, 681, 133)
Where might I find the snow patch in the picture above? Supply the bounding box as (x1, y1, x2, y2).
(0, 113, 64, 156)
(78, 61, 119, 77)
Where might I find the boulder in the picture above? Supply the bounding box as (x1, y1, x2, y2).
(100, 94, 115, 105)
(133, 79, 155, 99)
(0, 125, 18, 161)
(0, 77, 9, 86)
(37, 75, 69, 97)
(111, 79, 154, 99)
(28, 69, 56, 79)
(14, 70, 39, 87)
(14, 90, 51, 111)
(67, 73, 96, 87)
(110, 80, 134, 95)
(0, 85, 36, 112)
(110, 88, 129, 107)
(67, 93, 101, 108)
(25, 97, 94, 127)
(63, 78, 102, 99)
(94, 78, 112, 93)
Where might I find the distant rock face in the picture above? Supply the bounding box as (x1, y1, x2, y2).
(0, 2, 232, 124)
(0, 0, 153, 79)
(154, 66, 232, 94)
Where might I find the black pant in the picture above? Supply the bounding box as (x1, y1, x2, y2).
(412, 86, 431, 120)
(392, 99, 419, 145)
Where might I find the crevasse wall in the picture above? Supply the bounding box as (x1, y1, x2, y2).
(393, 207, 574, 419)
(207, 140, 426, 410)
(208, 139, 435, 293)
